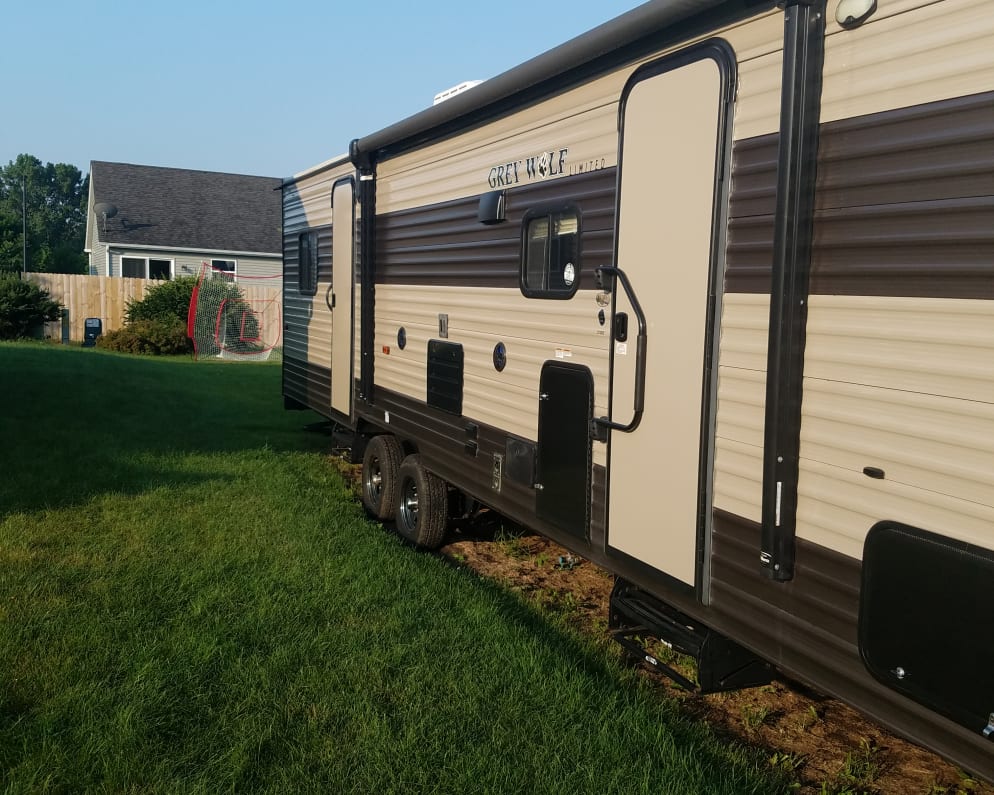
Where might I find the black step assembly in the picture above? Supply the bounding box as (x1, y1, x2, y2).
(609, 578, 773, 694)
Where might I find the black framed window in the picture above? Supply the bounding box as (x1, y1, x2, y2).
(520, 208, 580, 298)
(298, 231, 318, 296)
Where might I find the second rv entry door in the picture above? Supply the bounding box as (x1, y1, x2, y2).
(330, 178, 355, 419)
(607, 46, 729, 593)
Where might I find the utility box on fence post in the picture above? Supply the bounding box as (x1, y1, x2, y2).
(83, 318, 102, 347)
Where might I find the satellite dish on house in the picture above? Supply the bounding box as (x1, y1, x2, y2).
(93, 202, 118, 235)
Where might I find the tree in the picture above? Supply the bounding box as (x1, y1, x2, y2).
(0, 155, 88, 275)
(0, 274, 62, 339)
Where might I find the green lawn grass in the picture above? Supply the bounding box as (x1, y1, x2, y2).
(0, 343, 785, 793)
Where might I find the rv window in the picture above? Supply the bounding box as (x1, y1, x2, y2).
(298, 231, 318, 296)
(521, 209, 579, 298)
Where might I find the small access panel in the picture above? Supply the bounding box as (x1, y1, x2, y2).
(536, 362, 593, 539)
(427, 340, 464, 415)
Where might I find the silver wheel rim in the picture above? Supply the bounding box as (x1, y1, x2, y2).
(400, 479, 419, 529)
(366, 456, 382, 502)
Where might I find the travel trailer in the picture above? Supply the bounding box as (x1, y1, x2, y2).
(281, 0, 994, 778)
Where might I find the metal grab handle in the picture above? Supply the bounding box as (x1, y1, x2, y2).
(593, 265, 647, 435)
(325, 284, 335, 311)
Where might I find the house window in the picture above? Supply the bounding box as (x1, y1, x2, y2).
(122, 257, 144, 278)
(520, 208, 580, 298)
(298, 231, 318, 296)
(148, 259, 171, 280)
(211, 259, 237, 281)
(121, 256, 173, 279)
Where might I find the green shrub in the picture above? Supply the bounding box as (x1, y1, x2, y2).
(96, 318, 193, 356)
(0, 275, 63, 340)
(125, 276, 198, 326)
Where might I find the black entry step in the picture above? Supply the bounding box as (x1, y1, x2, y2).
(609, 578, 772, 694)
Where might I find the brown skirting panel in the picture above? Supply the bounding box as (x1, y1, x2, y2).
(724, 91, 994, 298)
(376, 168, 616, 289)
(356, 387, 605, 551)
(707, 510, 993, 779)
(283, 357, 331, 416)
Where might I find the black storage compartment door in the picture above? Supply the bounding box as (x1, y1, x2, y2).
(859, 521, 994, 736)
(536, 362, 593, 539)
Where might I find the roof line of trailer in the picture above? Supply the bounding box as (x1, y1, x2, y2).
(350, 0, 760, 165)
(283, 153, 351, 187)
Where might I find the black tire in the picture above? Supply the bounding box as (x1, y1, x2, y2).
(394, 454, 448, 549)
(361, 435, 402, 520)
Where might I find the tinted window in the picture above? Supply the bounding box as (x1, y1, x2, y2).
(521, 210, 579, 298)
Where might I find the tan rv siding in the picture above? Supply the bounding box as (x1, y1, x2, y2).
(713, 294, 768, 522)
(283, 227, 333, 368)
(376, 9, 783, 214)
(375, 284, 610, 462)
(283, 164, 345, 233)
(797, 458, 994, 561)
(282, 161, 352, 398)
(820, 0, 994, 125)
(804, 296, 994, 401)
(797, 295, 994, 557)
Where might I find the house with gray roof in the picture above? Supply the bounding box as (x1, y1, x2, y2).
(84, 161, 282, 281)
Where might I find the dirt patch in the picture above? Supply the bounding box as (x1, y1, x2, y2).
(332, 454, 991, 794)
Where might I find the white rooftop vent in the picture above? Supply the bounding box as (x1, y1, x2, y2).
(433, 80, 483, 106)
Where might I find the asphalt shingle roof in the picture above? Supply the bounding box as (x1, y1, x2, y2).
(90, 161, 281, 253)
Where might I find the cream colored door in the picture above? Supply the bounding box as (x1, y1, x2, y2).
(607, 49, 728, 591)
(331, 178, 355, 418)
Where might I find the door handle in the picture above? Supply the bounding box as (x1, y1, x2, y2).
(592, 265, 647, 435)
(325, 284, 335, 311)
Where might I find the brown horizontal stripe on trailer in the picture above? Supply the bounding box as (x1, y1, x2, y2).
(707, 510, 992, 778)
(376, 168, 616, 289)
(283, 357, 331, 415)
(816, 91, 994, 210)
(356, 387, 603, 548)
(809, 196, 993, 299)
(724, 91, 994, 298)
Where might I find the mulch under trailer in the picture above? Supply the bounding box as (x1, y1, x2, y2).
(281, 0, 994, 779)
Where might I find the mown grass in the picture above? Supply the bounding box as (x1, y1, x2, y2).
(0, 343, 786, 793)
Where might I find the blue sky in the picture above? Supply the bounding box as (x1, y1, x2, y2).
(1, 0, 642, 179)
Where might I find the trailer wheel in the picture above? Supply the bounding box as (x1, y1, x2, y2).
(394, 455, 448, 549)
(361, 435, 402, 520)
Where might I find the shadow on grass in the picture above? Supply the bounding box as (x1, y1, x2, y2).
(0, 344, 325, 519)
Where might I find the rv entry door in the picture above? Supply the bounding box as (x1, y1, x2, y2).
(330, 177, 355, 420)
(606, 44, 731, 596)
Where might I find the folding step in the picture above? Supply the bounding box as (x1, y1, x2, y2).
(609, 578, 773, 694)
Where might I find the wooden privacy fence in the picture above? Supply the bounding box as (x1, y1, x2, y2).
(26, 274, 282, 344)
(28, 274, 157, 342)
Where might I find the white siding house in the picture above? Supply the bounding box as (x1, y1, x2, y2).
(84, 161, 282, 281)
